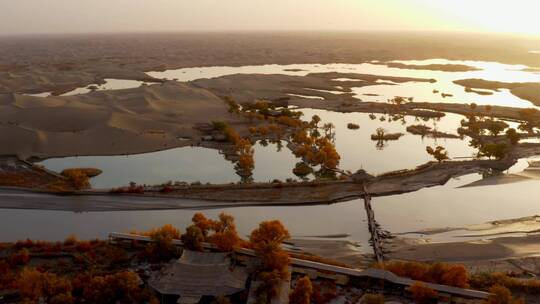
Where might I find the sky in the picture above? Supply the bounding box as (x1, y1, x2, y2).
(1, 0, 539, 36)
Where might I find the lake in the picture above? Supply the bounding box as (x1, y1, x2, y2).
(5, 59, 540, 254)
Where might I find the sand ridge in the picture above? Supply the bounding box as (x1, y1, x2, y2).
(0, 81, 243, 159)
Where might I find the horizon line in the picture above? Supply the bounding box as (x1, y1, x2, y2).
(1, 29, 538, 39)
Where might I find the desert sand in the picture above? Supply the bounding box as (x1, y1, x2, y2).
(0, 81, 244, 159)
(191, 72, 434, 103)
(454, 78, 540, 106)
(192, 72, 540, 123)
(389, 215, 540, 263)
(399, 215, 540, 237)
(1, 32, 539, 95)
(382, 62, 480, 72)
(388, 233, 540, 262)
(1, 32, 539, 161)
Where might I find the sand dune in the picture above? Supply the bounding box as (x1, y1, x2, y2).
(0, 82, 242, 159)
(192, 72, 433, 104)
(383, 62, 480, 72)
(1, 32, 539, 95)
(453, 78, 540, 106)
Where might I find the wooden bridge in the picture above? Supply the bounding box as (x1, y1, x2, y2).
(109, 232, 490, 301)
(363, 183, 384, 263)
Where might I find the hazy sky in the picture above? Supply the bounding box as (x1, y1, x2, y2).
(1, 0, 539, 36)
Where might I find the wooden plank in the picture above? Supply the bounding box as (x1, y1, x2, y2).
(108, 232, 489, 299)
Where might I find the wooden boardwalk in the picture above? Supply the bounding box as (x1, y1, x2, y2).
(109, 232, 490, 300)
(363, 183, 384, 263)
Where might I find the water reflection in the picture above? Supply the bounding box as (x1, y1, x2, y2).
(300, 109, 475, 174)
(38, 108, 475, 188)
(39, 147, 238, 189)
(62, 79, 147, 96)
(148, 59, 540, 108)
(374, 173, 540, 244)
(26, 78, 147, 97)
(10, 58, 540, 248)
(0, 200, 370, 247)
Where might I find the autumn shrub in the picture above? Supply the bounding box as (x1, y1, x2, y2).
(485, 285, 525, 304)
(182, 225, 205, 251)
(478, 143, 508, 159)
(138, 224, 180, 262)
(0, 261, 16, 289)
(290, 276, 313, 304)
(289, 253, 350, 268)
(292, 162, 313, 177)
(61, 168, 102, 178)
(191, 212, 215, 237)
(258, 126, 269, 135)
(381, 261, 469, 288)
(110, 183, 145, 194)
(159, 185, 174, 193)
(15, 238, 35, 249)
(60, 169, 91, 190)
(75, 271, 155, 304)
(183, 213, 242, 252)
(224, 126, 242, 144)
(224, 96, 240, 114)
(311, 280, 338, 304)
(16, 268, 72, 303)
(409, 281, 438, 304)
(63, 234, 79, 246)
(49, 292, 75, 304)
(10, 248, 30, 266)
(255, 270, 283, 304)
(471, 272, 540, 294)
(506, 128, 520, 145)
(277, 115, 303, 128)
(74, 241, 92, 252)
(212, 121, 229, 131)
(361, 294, 385, 304)
(426, 146, 449, 163)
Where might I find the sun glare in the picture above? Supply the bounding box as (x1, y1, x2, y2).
(420, 0, 540, 36)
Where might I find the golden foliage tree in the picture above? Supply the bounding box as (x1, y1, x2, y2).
(192, 212, 215, 237)
(182, 225, 205, 251)
(142, 224, 181, 261)
(210, 213, 241, 252)
(290, 276, 313, 304)
(184, 212, 241, 252)
(250, 220, 291, 277)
